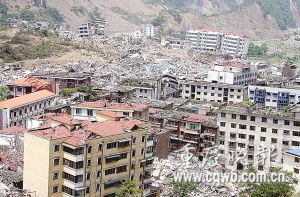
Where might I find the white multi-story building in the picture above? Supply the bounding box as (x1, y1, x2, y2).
(78, 23, 94, 38)
(217, 103, 300, 171)
(221, 33, 250, 55)
(248, 85, 300, 108)
(186, 29, 250, 55)
(180, 81, 246, 103)
(141, 24, 155, 38)
(207, 61, 257, 85)
(186, 29, 221, 52)
(282, 150, 300, 192)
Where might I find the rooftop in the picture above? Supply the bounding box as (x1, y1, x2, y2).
(0, 90, 55, 109)
(96, 110, 125, 118)
(9, 77, 52, 91)
(0, 126, 26, 135)
(180, 80, 245, 89)
(74, 100, 149, 112)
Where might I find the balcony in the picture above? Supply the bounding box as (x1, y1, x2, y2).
(146, 140, 154, 147)
(146, 152, 154, 158)
(63, 179, 84, 190)
(63, 166, 84, 176)
(64, 152, 84, 162)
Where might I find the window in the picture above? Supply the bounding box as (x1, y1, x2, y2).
(105, 168, 116, 175)
(87, 159, 91, 166)
(97, 170, 101, 177)
(283, 141, 289, 146)
(98, 144, 102, 151)
(132, 149, 136, 157)
(87, 109, 93, 117)
(123, 112, 130, 116)
(250, 116, 255, 121)
(53, 186, 59, 193)
(293, 131, 300, 136)
(284, 130, 290, 135)
(141, 149, 144, 155)
(53, 158, 60, 166)
(273, 119, 278, 124)
(142, 136, 145, 142)
(294, 121, 300, 127)
(221, 112, 226, 118)
(260, 137, 266, 141)
(271, 138, 277, 144)
(284, 120, 290, 125)
(54, 144, 60, 152)
(107, 142, 117, 149)
(294, 168, 299, 174)
(132, 137, 136, 143)
(219, 131, 225, 136)
(262, 117, 267, 122)
(116, 165, 127, 173)
(239, 124, 247, 129)
(88, 146, 92, 153)
(231, 123, 236, 128)
(261, 127, 267, 132)
(75, 108, 81, 114)
(219, 140, 225, 145)
(250, 126, 255, 131)
(231, 114, 236, 119)
(240, 115, 247, 120)
(86, 173, 91, 180)
(272, 129, 278, 134)
(53, 172, 59, 180)
(249, 135, 255, 141)
(220, 122, 226, 127)
(238, 134, 246, 139)
(86, 187, 90, 194)
(295, 157, 300, 163)
(96, 184, 100, 191)
(238, 143, 245, 148)
(292, 141, 300, 147)
(98, 157, 101, 165)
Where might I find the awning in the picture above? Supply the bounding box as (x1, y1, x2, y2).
(104, 178, 124, 185)
(118, 138, 131, 143)
(106, 154, 120, 160)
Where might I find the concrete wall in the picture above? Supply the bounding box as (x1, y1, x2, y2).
(24, 133, 50, 197)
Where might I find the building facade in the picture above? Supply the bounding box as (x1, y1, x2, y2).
(71, 100, 149, 121)
(186, 30, 250, 55)
(221, 34, 250, 55)
(141, 24, 155, 38)
(180, 81, 246, 103)
(23, 116, 158, 197)
(282, 149, 300, 192)
(248, 85, 300, 108)
(217, 104, 300, 170)
(206, 62, 257, 85)
(0, 90, 56, 130)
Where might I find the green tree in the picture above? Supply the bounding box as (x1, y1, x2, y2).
(20, 9, 35, 21)
(116, 179, 142, 197)
(0, 3, 8, 16)
(240, 167, 295, 197)
(0, 85, 11, 101)
(172, 180, 198, 197)
(248, 43, 268, 57)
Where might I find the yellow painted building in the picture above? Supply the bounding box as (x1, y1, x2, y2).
(23, 114, 158, 197)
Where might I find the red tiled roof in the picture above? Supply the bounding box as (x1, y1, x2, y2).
(50, 113, 81, 126)
(96, 110, 125, 118)
(186, 114, 209, 123)
(64, 136, 85, 146)
(10, 77, 52, 91)
(0, 90, 55, 109)
(1, 126, 26, 135)
(30, 125, 72, 140)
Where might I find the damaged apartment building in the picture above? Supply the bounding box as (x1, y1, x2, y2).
(217, 103, 300, 170)
(78, 17, 107, 38)
(149, 109, 217, 159)
(23, 113, 159, 197)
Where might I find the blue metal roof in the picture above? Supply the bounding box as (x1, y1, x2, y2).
(287, 149, 300, 156)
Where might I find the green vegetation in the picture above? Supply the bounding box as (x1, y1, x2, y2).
(240, 167, 294, 197)
(0, 85, 10, 101)
(60, 86, 98, 101)
(20, 9, 35, 21)
(151, 15, 166, 27)
(248, 43, 268, 57)
(0, 30, 69, 63)
(146, 0, 189, 12)
(116, 179, 142, 197)
(172, 180, 198, 197)
(44, 7, 64, 24)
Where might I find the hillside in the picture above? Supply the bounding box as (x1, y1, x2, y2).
(1, 0, 300, 39)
